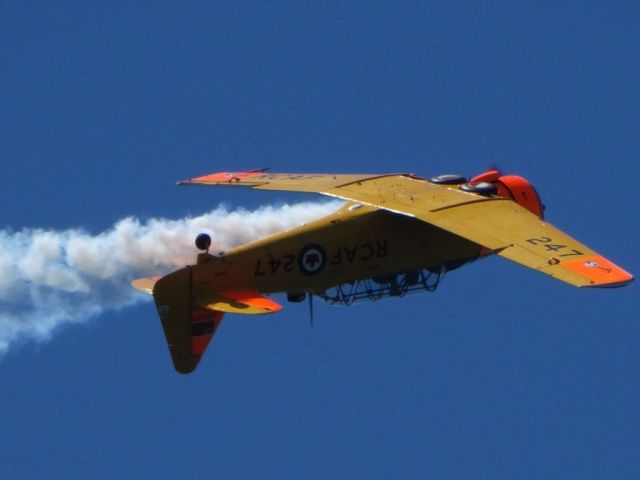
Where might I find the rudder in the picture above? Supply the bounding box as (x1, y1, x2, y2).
(153, 266, 224, 374)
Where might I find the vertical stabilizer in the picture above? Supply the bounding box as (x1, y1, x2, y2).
(152, 267, 224, 374)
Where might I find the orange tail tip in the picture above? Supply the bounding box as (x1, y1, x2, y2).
(562, 256, 634, 288)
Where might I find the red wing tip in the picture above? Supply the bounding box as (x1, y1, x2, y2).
(177, 168, 268, 185)
(562, 256, 634, 288)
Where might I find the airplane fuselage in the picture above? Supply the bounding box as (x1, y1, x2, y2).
(193, 203, 482, 296)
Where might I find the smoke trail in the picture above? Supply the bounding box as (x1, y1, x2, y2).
(0, 201, 343, 353)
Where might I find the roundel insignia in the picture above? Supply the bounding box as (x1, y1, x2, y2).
(298, 244, 326, 276)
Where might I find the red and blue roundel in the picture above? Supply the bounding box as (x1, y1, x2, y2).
(298, 244, 326, 276)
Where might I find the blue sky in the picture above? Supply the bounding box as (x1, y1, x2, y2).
(1, 1, 639, 479)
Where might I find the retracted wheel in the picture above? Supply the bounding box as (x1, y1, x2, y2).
(429, 174, 467, 185)
(459, 182, 498, 196)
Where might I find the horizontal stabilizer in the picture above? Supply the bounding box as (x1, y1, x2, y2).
(197, 290, 283, 314)
(131, 276, 160, 294)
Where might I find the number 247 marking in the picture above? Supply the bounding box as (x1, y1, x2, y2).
(526, 237, 583, 257)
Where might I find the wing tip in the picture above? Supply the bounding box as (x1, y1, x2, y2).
(562, 256, 634, 288)
(177, 168, 269, 186)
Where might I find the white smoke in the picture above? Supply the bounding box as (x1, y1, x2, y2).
(0, 201, 343, 353)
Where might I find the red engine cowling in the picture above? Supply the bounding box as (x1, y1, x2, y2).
(470, 169, 545, 219)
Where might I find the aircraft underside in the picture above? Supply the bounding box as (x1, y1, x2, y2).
(194, 203, 483, 300)
(133, 168, 633, 373)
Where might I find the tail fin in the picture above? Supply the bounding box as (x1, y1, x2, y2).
(133, 268, 282, 374)
(151, 267, 224, 374)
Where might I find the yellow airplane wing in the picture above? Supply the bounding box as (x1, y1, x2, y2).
(178, 170, 394, 192)
(181, 170, 633, 288)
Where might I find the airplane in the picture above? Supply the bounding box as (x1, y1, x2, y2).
(132, 168, 633, 374)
